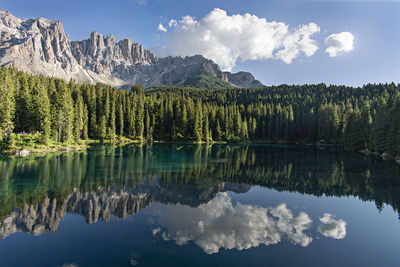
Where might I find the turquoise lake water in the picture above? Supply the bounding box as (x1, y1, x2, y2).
(0, 144, 399, 266)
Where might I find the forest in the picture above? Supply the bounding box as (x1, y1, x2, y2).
(0, 66, 400, 156)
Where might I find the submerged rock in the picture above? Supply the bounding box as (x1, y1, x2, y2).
(15, 149, 30, 157)
(396, 160, 400, 165)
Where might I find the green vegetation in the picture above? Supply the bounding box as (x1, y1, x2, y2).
(184, 71, 234, 89)
(1, 67, 400, 158)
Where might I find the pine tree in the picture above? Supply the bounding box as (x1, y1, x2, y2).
(180, 102, 188, 138)
(73, 94, 84, 142)
(118, 97, 124, 139)
(215, 120, 222, 140)
(110, 94, 116, 140)
(136, 95, 144, 140)
(234, 109, 242, 138)
(145, 105, 150, 140)
(128, 95, 136, 138)
(203, 111, 209, 142)
(14, 74, 30, 133)
(34, 82, 51, 144)
(53, 81, 74, 143)
(194, 100, 203, 142)
(82, 104, 89, 140)
(371, 105, 389, 153)
(360, 102, 372, 149)
(0, 72, 15, 142)
(99, 115, 107, 143)
(241, 119, 249, 140)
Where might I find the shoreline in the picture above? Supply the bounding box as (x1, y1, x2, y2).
(1, 139, 400, 166)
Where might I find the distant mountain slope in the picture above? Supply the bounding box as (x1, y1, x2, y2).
(0, 10, 264, 88)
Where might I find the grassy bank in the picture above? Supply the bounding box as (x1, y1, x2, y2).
(0, 133, 142, 157)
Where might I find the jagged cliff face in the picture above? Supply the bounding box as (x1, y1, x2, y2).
(0, 182, 250, 239)
(0, 10, 263, 88)
(70, 31, 157, 84)
(0, 10, 82, 80)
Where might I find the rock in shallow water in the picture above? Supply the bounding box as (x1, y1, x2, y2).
(15, 149, 30, 157)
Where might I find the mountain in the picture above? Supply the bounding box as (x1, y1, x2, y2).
(0, 10, 263, 89)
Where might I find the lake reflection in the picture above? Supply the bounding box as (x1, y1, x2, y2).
(149, 193, 346, 254)
(0, 144, 399, 266)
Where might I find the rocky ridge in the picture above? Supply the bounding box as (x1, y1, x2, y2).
(0, 10, 263, 88)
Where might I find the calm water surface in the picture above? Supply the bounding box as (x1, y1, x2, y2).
(0, 144, 399, 267)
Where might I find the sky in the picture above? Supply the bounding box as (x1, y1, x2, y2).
(1, 0, 399, 86)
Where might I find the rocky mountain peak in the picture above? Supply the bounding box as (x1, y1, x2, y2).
(0, 10, 21, 29)
(0, 10, 264, 88)
(0, 11, 80, 80)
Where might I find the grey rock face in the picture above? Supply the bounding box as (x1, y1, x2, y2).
(0, 10, 263, 88)
(70, 32, 157, 81)
(0, 10, 85, 81)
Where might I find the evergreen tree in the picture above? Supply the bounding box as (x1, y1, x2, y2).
(194, 100, 203, 141)
(0, 73, 15, 142)
(203, 111, 209, 142)
(118, 101, 124, 139)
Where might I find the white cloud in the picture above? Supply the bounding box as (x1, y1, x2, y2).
(155, 8, 321, 70)
(157, 23, 167, 32)
(150, 193, 313, 254)
(318, 213, 347, 239)
(276, 23, 320, 64)
(168, 19, 177, 28)
(325, 31, 354, 57)
(134, 0, 147, 6)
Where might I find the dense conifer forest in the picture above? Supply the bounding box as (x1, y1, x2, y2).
(0, 67, 400, 156)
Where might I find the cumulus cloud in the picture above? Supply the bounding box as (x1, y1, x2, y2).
(155, 8, 320, 70)
(157, 23, 167, 32)
(318, 213, 347, 239)
(325, 31, 354, 57)
(150, 193, 313, 254)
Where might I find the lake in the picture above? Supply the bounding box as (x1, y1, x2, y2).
(0, 144, 400, 267)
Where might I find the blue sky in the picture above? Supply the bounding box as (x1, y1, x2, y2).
(1, 0, 399, 86)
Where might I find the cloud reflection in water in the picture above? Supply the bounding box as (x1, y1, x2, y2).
(318, 213, 347, 239)
(150, 193, 346, 254)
